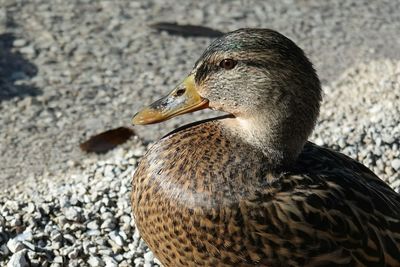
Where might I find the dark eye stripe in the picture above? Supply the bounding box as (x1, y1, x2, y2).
(194, 63, 219, 84)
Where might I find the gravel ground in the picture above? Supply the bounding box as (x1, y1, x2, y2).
(1, 0, 399, 266)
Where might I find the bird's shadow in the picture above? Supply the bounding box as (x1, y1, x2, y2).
(0, 33, 41, 101)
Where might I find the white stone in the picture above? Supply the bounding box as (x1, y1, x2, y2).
(109, 231, 124, 247)
(87, 220, 99, 230)
(7, 249, 29, 267)
(7, 239, 25, 254)
(19, 45, 36, 56)
(391, 159, 400, 171)
(100, 218, 116, 230)
(68, 248, 80, 259)
(88, 256, 105, 267)
(143, 251, 154, 263)
(64, 207, 81, 221)
(13, 39, 27, 47)
(103, 256, 118, 267)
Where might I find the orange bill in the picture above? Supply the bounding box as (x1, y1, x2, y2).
(132, 75, 209, 125)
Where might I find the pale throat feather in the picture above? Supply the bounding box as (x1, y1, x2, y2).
(222, 116, 282, 161)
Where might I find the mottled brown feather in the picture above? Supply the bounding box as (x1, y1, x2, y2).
(132, 119, 400, 267)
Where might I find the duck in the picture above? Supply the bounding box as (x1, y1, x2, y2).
(130, 28, 400, 267)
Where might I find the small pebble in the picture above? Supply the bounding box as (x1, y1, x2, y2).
(87, 220, 99, 230)
(6, 249, 29, 267)
(63, 207, 81, 222)
(144, 251, 154, 263)
(88, 256, 105, 267)
(13, 39, 27, 47)
(391, 159, 400, 171)
(7, 239, 25, 254)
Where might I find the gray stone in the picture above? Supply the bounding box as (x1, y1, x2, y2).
(144, 251, 154, 263)
(9, 218, 22, 227)
(59, 197, 71, 209)
(13, 39, 27, 47)
(134, 258, 144, 266)
(64, 207, 81, 221)
(88, 246, 97, 254)
(53, 256, 63, 263)
(123, 251, 134, 260)
(114, 254, 124, 262)
(1, 244, 10, 256)
(104, 165, 115, 178)
(69, 196, 79, 206)
(50, 231, 63, 242)
(56, 216, 67, 227)
(7, 239, 25, 254)
(19, 45, 36, 57)
(68, 248, 80, 259)
(86, 229, 100, 236)
(24, 202, 35, 214)
(87, 220, 99, 230)
(98, 248, 112, 256)
(17, 231, 33, 242)
(391, 159, 400, 171)
(7, 249, 29, 267)
(22, 241, 35, 251)
(109, 231, 124, 247)
(63, 234, 76, 243)
(52, 241, 63, 250)
(100, 218, 116, 230)
(88, 256, 105, 267)
(103, 256, 118, 267)
(0, 215, 5, 227)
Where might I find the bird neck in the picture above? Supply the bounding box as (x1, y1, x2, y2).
(221, 115, 306, 168)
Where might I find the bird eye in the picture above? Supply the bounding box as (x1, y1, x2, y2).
(219, 59, 237, 70)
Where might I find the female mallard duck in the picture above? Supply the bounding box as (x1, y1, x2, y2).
(131, 29, 400, 267)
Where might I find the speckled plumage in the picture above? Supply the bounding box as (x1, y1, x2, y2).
(131, 29, 400, 267)
(132, 120, 400, 266)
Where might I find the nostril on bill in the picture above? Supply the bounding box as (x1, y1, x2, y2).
(175, 89, 186, 97)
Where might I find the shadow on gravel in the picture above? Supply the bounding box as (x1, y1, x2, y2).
(0, 33, 40, 101)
